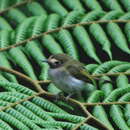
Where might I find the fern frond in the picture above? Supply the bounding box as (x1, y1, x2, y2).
(26, 2, 47, 16)
(42, 35, 63, 54)
(110, 105, 129, 130)
(93, 106, 114, 130)
(6, 8, 26, 24)
(116, 75, 129, 88)
(87, 90, 104, 103)
(104, 87, 130, 102)
(89, 23, 112, 59)
(43, 0, 68, 17)
(0, 111, 30, 130)
(81, 0, 102, 10)
(81, 10, 105, 22)
(45, 14, 60, 31)
(108, 63, 130, 73)
(85, 64, 99, 73)
(73, 26, 101, 62)
(5, 108, 41, 129)
(62, 10, 84, 26)
(107, 22, 130, 54)
(101, 0, 123, 11)
(61, 0, 85, 12)
(0, 119, 13, 130)
(9, 47, 37, 80)
(25, 41, 49, 80)
(56, 29, 78, 59)
(0, 16, 12, 30)
(93, 60, 127, 74)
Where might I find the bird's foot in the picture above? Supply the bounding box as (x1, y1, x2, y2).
(54, 92, 64, 101)
(65, 93, 74, 101)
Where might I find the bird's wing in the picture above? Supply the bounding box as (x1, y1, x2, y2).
(66, 61, 95, 83)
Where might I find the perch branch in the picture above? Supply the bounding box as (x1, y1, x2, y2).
(0, 0, 33, 15)
(0, 66, 43, 92)
(68, 98, 91, 116)
(82, 101, 130, 106)
(0, 19, 130, 52)
(36, 80, 51, 84)
(45, 92, 92, 117)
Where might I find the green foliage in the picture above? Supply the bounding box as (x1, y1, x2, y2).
(101, 0, 123, 11)
(43, 0, 68, 16)
(110, 105, 129, 130)
(56, 29, 79, 59)
(116, 75, 129, 88)
(62, 0, 85, 12)
(81, 0, 102, 10)
(73, 26, 101, 62)
(89, 23, 112, 59)
(42, 35, 63, 54)
(93, 61, 128, 74)
(87, 90, 104, 103)
(93, 106, 114, 130)
(0, 0, 130, 129)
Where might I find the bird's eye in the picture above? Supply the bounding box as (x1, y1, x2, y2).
(54, 61, 61, 65)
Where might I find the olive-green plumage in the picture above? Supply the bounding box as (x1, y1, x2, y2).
(43, 53, 97, 100)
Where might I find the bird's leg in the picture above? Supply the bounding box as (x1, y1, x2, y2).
(54, 91, 64, 101)
(65, 93, 74, 101)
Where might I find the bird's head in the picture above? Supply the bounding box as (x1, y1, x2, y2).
(42, 54, 72, 68)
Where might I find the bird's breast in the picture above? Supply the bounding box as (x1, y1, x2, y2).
(48, 68, 85, 93)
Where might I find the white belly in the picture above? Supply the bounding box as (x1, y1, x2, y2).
(48, 68, 85, 94)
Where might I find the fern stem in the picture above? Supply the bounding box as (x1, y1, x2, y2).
(83, 101, 130, 106)
(0, 19, 130, 52)
(72, 116, 92, 130)
(92, 72, 130, 77)
(0, 0, 32, 15)
(0, 66, 43, 92)
(0, 92, 43, 112)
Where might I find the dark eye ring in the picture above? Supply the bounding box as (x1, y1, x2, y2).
(55, 61, 61, 65)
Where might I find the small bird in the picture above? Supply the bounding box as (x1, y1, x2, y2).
(42, 53, 97, 101)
